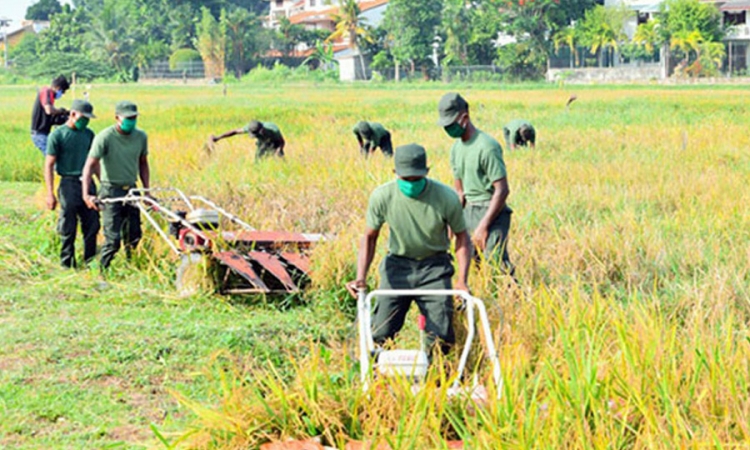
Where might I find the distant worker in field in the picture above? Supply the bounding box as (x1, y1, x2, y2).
(82, 101, 150, 270)
(503, 119, 536, 151)
(44, 99, 100, 268)
(210, 120, 285, 160)
(31, 75, 71, 155)
(438, 92, 514, 275)
(347, 144, 470, 356)
(353, 121, 393, 157)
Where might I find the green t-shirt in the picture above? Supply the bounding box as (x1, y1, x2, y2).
(353, 122, 389, 148)
(503, 119, 534, 148)
(366, 179, 466, 260)
(89, 125, 148, 185)
(243, 121, 284, 157)
(449, 129, 507, 204)
(47, 125, 95, 177)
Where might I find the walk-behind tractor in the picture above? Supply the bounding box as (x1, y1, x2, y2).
(98, 188, 324, 295)
(357, 289, 503, 400)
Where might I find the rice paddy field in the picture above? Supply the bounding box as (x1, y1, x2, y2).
(1, 81, 750, 449)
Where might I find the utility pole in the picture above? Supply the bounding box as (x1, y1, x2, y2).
(0, 18, 11, 69)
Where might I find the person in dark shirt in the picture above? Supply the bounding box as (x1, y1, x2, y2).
(210, 120, 285, 160)
(44, 100, 100, 268)
(31, 75, 70, 155)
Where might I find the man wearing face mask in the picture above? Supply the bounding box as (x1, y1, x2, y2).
(30, 75, 71, 155)
(347, 144, 470, 355)
(210, 120, 285, 160)
(82, 101, 150, 270)
(44, 100, 100, 268)
(438, 92, 513, 275)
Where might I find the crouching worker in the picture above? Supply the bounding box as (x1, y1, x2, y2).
(353, 121, 393, 157)
(503, 119, 535, 150)
(210, 120, 285, 160)
(44, 99, 100, 268)
(347, 144, 470, 356)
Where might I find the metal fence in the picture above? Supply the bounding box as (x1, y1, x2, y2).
(140, 60, 205, 80)
(549, 46, 661, 70)
(374, 65, 506, 82)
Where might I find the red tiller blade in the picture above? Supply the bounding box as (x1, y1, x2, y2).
(213, 251, 270, 293)
(220, 231, 324, 248)
(280, 252, 311, 274)
(247, 251, 299, 292)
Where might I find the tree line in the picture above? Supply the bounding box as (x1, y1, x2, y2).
(10, 0, 728, 81)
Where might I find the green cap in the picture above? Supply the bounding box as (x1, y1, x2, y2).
(115, 100, 138, 118)
(70, 99, 96, 118)
(394, 143, 429, 177)
(356, 121, 372, 137)
(246, 120, 263, 134)
(437, 92, 468, 126)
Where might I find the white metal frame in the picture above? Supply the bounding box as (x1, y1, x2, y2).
(357, 289, 503, 399)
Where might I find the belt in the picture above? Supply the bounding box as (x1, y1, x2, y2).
(102, 183, 134, 190)
(60, 175, 83, 180)
(387, 251, 450, 263)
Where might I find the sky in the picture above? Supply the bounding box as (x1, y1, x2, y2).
(0, 0, 73, 33)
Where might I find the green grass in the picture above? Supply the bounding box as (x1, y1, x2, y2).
(0, 183, 345, 449)
(1, 81, 750, 448)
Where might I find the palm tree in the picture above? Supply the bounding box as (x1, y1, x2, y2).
(327, 0, 371, 80)
(87, 1, 134, 77)
(633, 19, 661, 56)
(553, 25, 579, 68)
(580, 5, 631, 67)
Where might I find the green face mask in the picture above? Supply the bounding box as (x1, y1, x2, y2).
(444, 122, 465, 138)
(74, 117, 90, 131)
(120, 118, 137, 134)
(397, 178, 427, 199)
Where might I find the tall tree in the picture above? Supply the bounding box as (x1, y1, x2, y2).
(441, 0, 471, 66)
(86, 0, 136, 78)
(659, 0, 724, 76)
(36, 4, 90, 55)
(194, 7, 227, 79)
(224, 7, 267, 77)
(578, 4, 632, 67)
(553, 25, 580, 68)
(383, 0, 443, 77)
(496, 0, 600, 78)
(327, 0, 371, 80)
(26, 0, 63, 21)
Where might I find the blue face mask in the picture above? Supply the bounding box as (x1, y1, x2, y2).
(397, 178, 427, 198)
(54, 89, 63, 100)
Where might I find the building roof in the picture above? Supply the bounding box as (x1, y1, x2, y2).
(289, 0, 388, 25)
(719, 0, 750, 11)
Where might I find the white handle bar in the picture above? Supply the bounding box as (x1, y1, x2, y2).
(357, 289, 502, 399)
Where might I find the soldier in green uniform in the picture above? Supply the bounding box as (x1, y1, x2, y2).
(438, 92, 514, 274)
(353, 121, 393, 157)
(503, 119, 536, 150)
(348, 144, 470, 355)
(82, 101, 150, 269)
(210, 120, 285, 160)
(44, 99, 100, 268)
